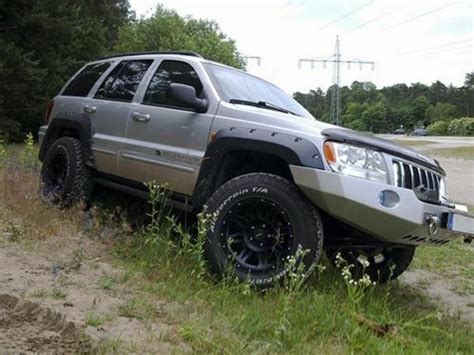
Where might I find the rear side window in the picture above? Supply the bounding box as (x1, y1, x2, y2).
(62, 62, 111, 97)
(95, 60, 153, 102)
(143, 60, 203, 110)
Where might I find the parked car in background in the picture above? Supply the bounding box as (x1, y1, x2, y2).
(393, 128, 406, 135)
(411, 128, 428, 136)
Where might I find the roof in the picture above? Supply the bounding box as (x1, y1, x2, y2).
(97, 51, 203, 61)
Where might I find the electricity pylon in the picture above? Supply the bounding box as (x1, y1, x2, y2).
(241, 55, 262, 66)
(298, 35, 375, 125)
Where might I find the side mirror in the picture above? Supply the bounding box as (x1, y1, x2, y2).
(167, 83, 208, 113)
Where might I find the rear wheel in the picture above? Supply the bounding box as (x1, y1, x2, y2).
(204, 173, 324, 287)
(326, 246, 415, 283)
(40, 137, 92, 207)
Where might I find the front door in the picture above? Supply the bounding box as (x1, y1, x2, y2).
(118, 59, 215, 195)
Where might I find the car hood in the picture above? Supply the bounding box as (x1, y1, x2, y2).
(219, 103, 444, 175)
(322, 127, 445, 175)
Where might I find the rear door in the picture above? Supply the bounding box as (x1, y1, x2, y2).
(85, 59, 154, 175)
(118, 59, 216, 195)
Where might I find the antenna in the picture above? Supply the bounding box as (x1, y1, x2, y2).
(298, 35, 375, 126)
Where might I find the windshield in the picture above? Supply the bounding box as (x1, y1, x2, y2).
(203, 63, 313, 119)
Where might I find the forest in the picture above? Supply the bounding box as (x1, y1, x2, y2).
(1, 0, 473, 141)
(293, 76, 474, 135)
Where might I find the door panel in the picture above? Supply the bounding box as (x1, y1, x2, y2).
(88, 59, 154, 175)
(119, 105, 214, 194)
(86, 98, 132, 175)
(118, 60, 215, 195)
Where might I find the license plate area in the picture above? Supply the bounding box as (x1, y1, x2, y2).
(447, 210, 474, 234)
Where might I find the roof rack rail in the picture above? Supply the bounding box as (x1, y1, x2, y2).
(97, 51, 203, 60)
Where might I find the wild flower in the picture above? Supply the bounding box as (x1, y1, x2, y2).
(335, 252, 376, 311)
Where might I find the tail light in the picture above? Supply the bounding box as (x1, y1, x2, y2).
(44, 100, 54, 124)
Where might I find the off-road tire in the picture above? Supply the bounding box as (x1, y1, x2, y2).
(40, 137, 92, 207)
(204, 173, 324, 287)
(327, 246, 415, 283)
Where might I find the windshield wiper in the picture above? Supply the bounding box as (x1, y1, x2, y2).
(229, 99, 298, 116)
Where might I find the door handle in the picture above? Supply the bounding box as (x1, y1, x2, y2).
(83, 105, 97, 114)
(132, 112, 151, 122)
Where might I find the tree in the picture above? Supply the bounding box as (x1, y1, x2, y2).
(465, 72, 474, 88)
(293, 89, 326, 120)
(425, 102, 456, 123)
(342, 102, 368, 127)
(409, 96, 430, 127)
(78, 0, 133, 45)
(113, 5, 244, 68)
(361, 102, 387, 133)
(0, 1, 114, 140)
(0, 0, 131, 141)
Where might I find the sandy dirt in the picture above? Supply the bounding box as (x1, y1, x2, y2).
(0, 237, 191, 353)
(400, 270, 474, 322)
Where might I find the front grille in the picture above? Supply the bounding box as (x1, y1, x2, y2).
(392, 160, 441, 197)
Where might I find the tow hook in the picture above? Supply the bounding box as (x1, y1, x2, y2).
(426, 215, 440, 236)
(463, 234, 473, 244)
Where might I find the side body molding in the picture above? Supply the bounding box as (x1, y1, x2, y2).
(192, 126, 324, 208)
(38, 113, 95, 167)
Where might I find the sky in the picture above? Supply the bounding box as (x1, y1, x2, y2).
(129, 0, 473, 94)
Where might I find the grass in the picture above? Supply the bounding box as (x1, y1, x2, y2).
(426, 146, 474, 159)
(29, 288, 67, 300)
(413, 240, 474, 296)
(85, 311, 113, 327)
(1, 144, 473, 353)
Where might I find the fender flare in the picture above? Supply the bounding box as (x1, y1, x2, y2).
(192, 126, 324, 208)
(38, 113, 95, 167)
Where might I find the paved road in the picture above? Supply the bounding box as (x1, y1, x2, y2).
(378, 134, 474, 148)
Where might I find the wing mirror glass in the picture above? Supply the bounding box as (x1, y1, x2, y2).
(167, 83, 208, 113)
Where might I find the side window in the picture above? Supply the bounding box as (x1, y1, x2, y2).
(143, 60, 204, 110)
(62, 62, 111, 97)
(95, 60, 153, 102)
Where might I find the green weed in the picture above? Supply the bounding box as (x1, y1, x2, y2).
(85, 311, 113, 327)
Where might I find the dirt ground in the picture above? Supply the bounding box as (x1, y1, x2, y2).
(0, 232, 191, 353)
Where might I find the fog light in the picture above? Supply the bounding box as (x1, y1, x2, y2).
(378, 190, 400, 208)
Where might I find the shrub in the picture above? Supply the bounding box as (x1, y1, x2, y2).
(426, 121, 449, 136)
(448, 117, 474, 136)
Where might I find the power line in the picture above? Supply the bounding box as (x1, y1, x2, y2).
(413, 45, 473, 57)
(320, 1, 375, 30)
(351, 13, 387, 30)
(398, 39, 472, 56)
(383, 1, 460, 31)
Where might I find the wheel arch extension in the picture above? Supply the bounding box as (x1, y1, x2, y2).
(39, 114, 95, 167)
(192, 126, 324, 209)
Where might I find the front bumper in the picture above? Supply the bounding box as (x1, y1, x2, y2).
(290, 165, 473, 246)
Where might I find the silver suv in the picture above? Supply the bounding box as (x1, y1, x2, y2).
(38, 51, 473, 286)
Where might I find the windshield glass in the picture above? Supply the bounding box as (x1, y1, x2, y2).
(203, 62, 313, 119)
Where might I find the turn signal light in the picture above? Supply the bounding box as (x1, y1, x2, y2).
(323, 142, 337, 164)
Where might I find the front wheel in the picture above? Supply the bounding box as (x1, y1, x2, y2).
(326, 246, 416, 283)
(204, 173, 324, 287)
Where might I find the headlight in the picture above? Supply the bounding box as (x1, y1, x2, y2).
(323, 141, 389, 184)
